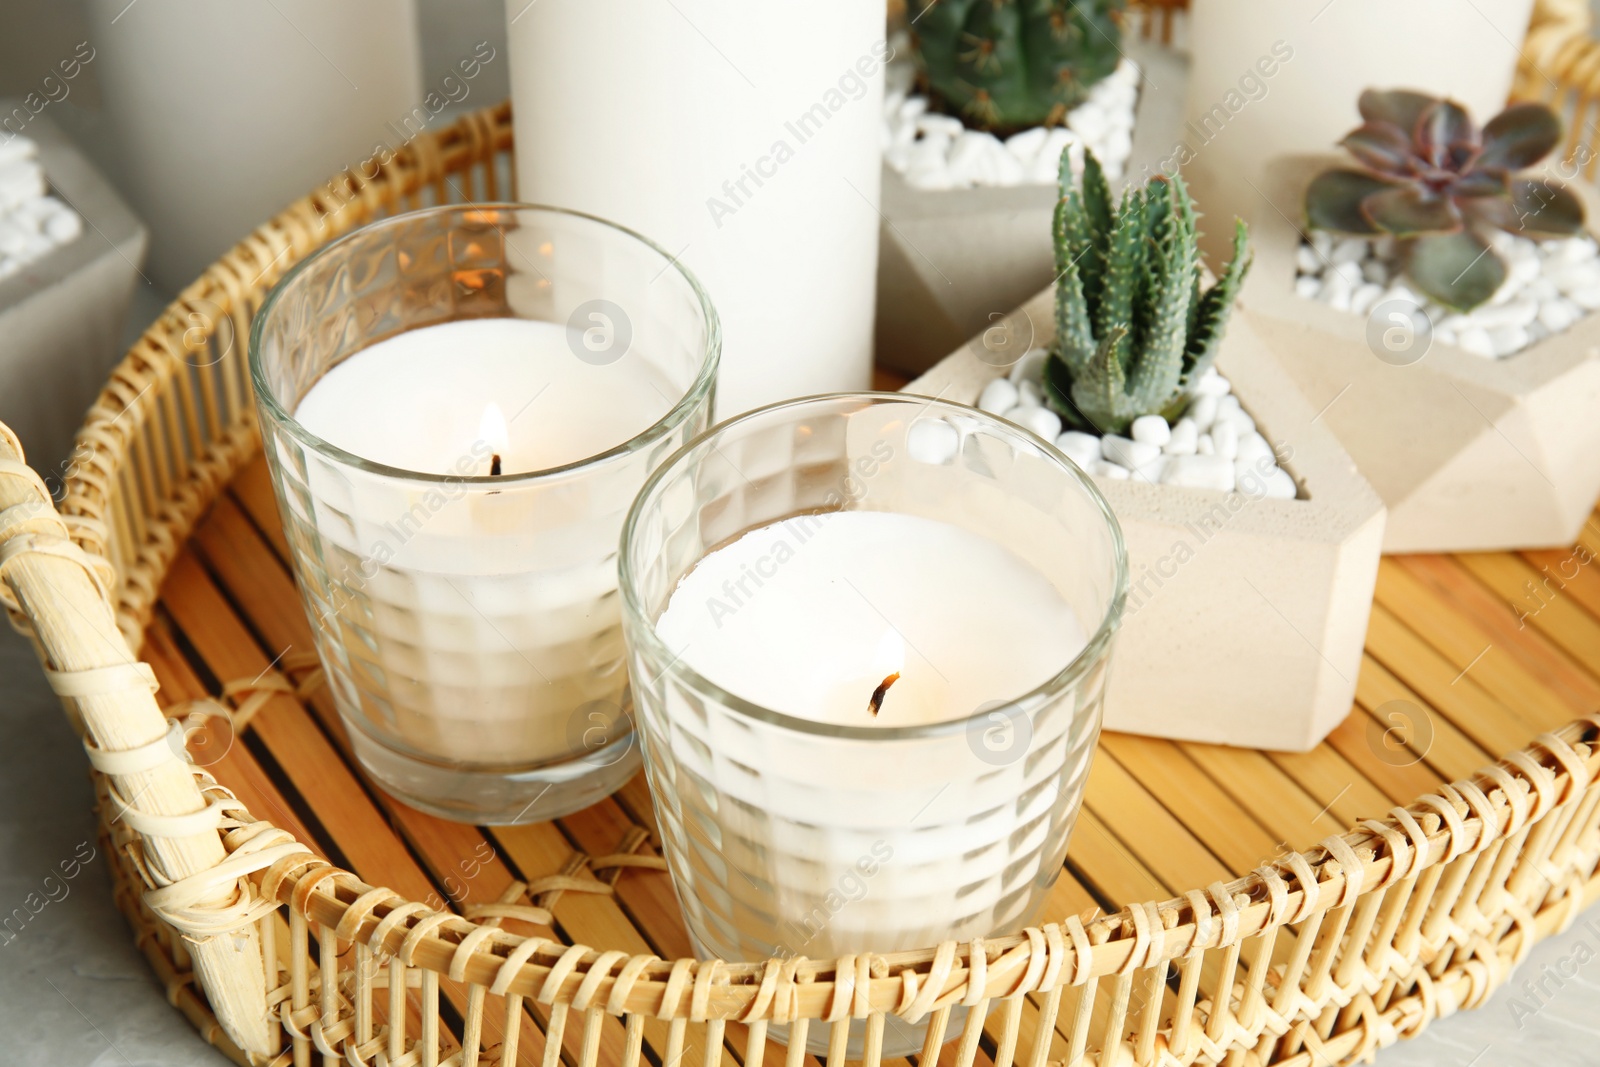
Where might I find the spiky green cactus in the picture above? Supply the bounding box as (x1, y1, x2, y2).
(1044, 150, 1252, 434)
(908, 0, 1125, 133)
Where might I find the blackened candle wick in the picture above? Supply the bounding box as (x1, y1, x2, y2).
(868, 672, 900, 717)
(490, 453, 502, 477)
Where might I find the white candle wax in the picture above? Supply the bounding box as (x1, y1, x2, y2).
(290, 317, 673, 766)
(657, 511, 1084, 726)
(296, 317, 674, 477)
(653, 510, 1090, 958)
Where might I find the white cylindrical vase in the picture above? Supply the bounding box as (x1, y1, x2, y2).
(1181, 0, 1535, 260)
(509, 0, 885, 416)
(84, 0, 425, 291)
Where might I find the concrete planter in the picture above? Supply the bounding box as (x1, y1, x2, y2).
(907, 287, 1385, 751)
(1240, 154, 1600, 554)
(0, 112, 147, 483)
(875, 38, 1188, 377)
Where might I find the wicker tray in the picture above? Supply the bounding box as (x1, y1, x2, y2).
(2, 94, 1599, 1067)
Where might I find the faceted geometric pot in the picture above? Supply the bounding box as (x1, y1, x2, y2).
(908, 287, 1386, 751)
(1240, 154, 1600, 553)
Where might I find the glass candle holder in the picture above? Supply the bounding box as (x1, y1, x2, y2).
(619, 394, 1127, 1055)
(250, 204, 718, 824)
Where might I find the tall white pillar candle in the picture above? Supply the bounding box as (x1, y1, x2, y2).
(508, 0, 885, 415)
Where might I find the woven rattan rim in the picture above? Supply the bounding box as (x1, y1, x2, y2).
(3, 16, 1597, 1059)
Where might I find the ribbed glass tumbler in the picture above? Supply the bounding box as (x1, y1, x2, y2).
(250, 204, 718, 824)
(620, 394, 1127, 1055)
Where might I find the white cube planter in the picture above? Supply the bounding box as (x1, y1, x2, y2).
(876, 38, 1189, 376)
(1240, 155, 1600, 554)
(908, 288, 1385, 751)
(0, 113, 148, 482)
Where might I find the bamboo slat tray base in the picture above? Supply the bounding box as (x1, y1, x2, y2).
(142, 442, 1600, 1067)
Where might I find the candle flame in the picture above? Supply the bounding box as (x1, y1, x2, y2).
(872, 629, 906, 676)
(479, 403, 509, 453)
(480, 403, 510, 477)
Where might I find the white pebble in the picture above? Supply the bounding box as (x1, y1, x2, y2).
(1055, 431, 1101, 469)
(1311, 231, 1334, 258)
(1351, 283, 1383, 316)
(907, 419, 959, 465)
(1196, 433, 1215, 455)
(1095, 461, 1130, 480)
(1328, 261, 1364, 286)
(1295, 275, 1321, 299)
(1193, 370, 1231, 397)
(1525, 278, 1560, 303)
(44, 211, 81, 244)
(1234, 432, 1273, 466)
(1162, 454, 1235, 492)
(1468, 298, 1535, 331)
(1570, 285, 1600, 311)
(1015, 379, 1043, 408)
(916, 113, 965, 138)
(1330, 238, 1368, 265)
(1004, 126, 1048, 164)
(1296, 245, 1322, 274)
(1361, 260, 1390, 286)
(1011, 405, 1061, 441)
(1382, 284, 1422, 307)
(1164, 418, 1198, 455)
(1189, 394, 1219, 432)
(1322, 277, 1353, 312)
(1264, 467, 1297, 500)
(1102, 434, 1160, 469)
(1456, 327, 1494, 357)
(1487, 324, 1529, 357)
(978, 377, 1019, 413)
(1211, 419, 1239, 459)
(1553, 260, 1600, 294)
(1130, 414, 1171, 447)
(1539, 298, 1583, 332)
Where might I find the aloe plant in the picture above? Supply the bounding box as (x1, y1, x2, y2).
(1305, 89, 1584, 311)
(907, 0, 1125, 133)
(1044, 149, 1251, 434)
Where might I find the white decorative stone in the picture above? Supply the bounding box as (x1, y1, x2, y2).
(1456, 327, 1494, 358)
(1095, 461, 1130, 480)
(1164, 417, 1198, 455)
(1196, 433, 1215, 455)
(1295, 245, 1321, 274)
(1487, 325, 1530, 358)
(1189, 394, 1219, 431)
(1330, 237, 1367, 265)
(1211, 419, 1239, 459)
(1011, 404, 1061, 442)
(1130, 414, 1171, 447)
(1162, 453, 1235, 492)
(907, 418, 959, 465)
(1350, 283, 1383, 316)
(977, 376, 1019, 413)
(1055, 430, 1100, 469)
(1295, 275, 1320, 299)
(1102, 434, 1160, 469)
(1235, 431, 1273, 466)
(1015, 379, 1042, 408)
(1193, 370, 1231, 397)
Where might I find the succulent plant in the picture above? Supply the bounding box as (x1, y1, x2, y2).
(1305, 90, 1584, 311)
(1044, 149, 1251, 435)
(908, 0, 1125, 133)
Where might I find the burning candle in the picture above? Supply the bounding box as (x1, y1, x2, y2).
(621, 395, 1127, 1055)
(252, 204, 718, 824)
